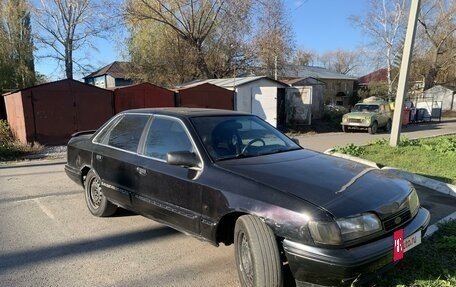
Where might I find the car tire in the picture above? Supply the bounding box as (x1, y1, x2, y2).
(368, 121, 378, 134)
(385, 120, 392, 132)
(84, 170, 117, 217)
(234, 215, 283, 287)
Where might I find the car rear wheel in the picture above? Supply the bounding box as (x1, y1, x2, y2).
(385, 120, 392, 132)
(234, 215, 283, 287)
(84, 170, 117, 217)
(368, 121, 378, 134)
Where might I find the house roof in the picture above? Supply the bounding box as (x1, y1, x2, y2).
(281, 77, 326, 86)
(358, 68, 388, 84)
(83, 61, 132, 79)
(109, 82, 173, 92)
(175, 82, 232, 92)
(424, 85, 456, 92)
(283, 66, 357, 81)
(176, 76, 288, 90)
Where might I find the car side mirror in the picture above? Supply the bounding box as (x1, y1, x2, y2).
(167, 151, 200, 168)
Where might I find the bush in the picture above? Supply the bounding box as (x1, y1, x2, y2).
(334, 143, 365, 157)
(0, 120, 43, 161)
(322, 105, 348, 128)
(0, 119, 14, 148)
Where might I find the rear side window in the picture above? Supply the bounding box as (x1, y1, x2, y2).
(95, 114, 149, 152)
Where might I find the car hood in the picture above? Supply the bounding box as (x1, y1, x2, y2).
(344, 112, 375, 118)
(217, 149, 412, 219)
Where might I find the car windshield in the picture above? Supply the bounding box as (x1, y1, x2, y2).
(190, 115, 301, 161)
(353, 104, 380, 112)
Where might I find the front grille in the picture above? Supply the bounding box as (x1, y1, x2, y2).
(348, 118, 363, 123)
(382, 208, 412, 231)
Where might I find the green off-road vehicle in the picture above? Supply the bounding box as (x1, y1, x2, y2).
(341, 101, 392, 134)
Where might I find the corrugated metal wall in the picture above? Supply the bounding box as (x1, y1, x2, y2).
(176, 83, 234, 110)
(3, 92, 27, 143)
(4, 79, 114, 145)
(113, 83, 175, 113)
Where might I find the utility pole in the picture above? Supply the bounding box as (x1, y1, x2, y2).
(390, 0, 421, 147)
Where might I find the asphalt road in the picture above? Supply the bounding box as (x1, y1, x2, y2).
(297, 117, 456, 152)
(0, 161, 239, 287)
(1, 119, 455, 287)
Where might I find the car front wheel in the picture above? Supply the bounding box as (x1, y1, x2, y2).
(234, 215, 283, 287)
(368, 121, 378, 134)
(84, 170, 117, 217)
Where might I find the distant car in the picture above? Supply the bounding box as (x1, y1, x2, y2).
(341, 101, 393, 134)
(65, 108, 430, 287)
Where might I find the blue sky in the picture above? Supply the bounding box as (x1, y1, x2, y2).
(35, 0, 368, 80)
(287, 0, 367, 52)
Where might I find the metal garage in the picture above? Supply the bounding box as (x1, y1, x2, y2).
(175, 83, 234, 110)
(3, 79, 114, 145)
(112, 82, 175, 113)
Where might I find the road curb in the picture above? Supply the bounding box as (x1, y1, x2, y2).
(325, 149, 456, 199)
(0, 158, 66, 168)
(424, 211, 456, 237)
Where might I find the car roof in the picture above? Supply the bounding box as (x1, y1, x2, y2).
(356, 102, 385, 105)
(119, 108, 250, 118)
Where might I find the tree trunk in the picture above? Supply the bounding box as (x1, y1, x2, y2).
(65, 43, 73, 80)
(424, 50, 440, 90)
(195, 43, 210, 78)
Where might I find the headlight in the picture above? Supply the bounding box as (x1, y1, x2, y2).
(308, 221, 342, 245)
(342, 116, 347, 123)
(337, 213, 382, 241)
(408, 188, 420, 217)
(309, 213, 382, 245)
(365, 117, 372, 124)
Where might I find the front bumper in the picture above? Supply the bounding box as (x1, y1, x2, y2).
(283, 207, 430, 286)
(341, 122, 370, 128)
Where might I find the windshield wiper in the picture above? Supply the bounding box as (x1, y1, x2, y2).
(260, 147, 301, 155)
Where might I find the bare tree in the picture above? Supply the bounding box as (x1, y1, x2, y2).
(417, 0, 456, 89)
(350, 0, 409, 99)
(252, 0, 295, 78)
(125, 0, 252, 80)
(292, 48, 317, 66)
(33, 0, 113, 79)
(319, 49, 361, 75)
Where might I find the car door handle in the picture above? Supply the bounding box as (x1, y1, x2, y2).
(96, 154, 103, 161)
(136, 167, 147, 176)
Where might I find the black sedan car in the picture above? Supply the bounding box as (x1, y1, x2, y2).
(65, 108, 430, 287)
